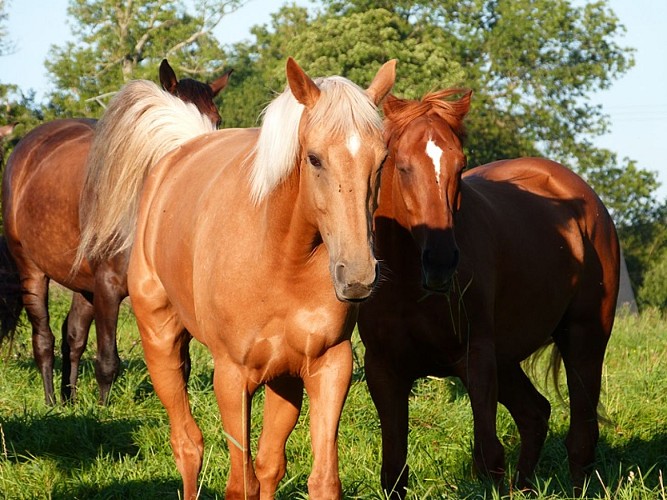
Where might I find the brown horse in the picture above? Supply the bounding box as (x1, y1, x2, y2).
(357, 90, 620, 497)
(107, 58, 396, 499)
(0, 60, 231, 405)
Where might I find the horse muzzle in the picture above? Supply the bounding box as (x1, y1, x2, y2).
(421, 247, 459, 293)
(333, 261, 379, 303)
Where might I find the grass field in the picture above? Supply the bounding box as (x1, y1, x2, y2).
(1, 291, 666, 499)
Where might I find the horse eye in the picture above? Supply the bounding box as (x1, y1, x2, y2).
(308, 154, 322, 169)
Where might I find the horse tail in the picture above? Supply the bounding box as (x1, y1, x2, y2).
(523, 339, 566, 404)
(72, 79, 215, 274)
(524, 340, 612, 426)
(0, 236, 23, 343)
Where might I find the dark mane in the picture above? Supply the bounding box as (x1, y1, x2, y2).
(383, 88, 472, 143)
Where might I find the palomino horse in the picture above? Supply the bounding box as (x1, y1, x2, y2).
(0, 60, 231, 405)
(357, 90, 620, 497)
(110, 58, 395, 499)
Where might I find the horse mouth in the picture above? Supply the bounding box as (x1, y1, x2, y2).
(422, 281, 453, 294)
(335, 282, 374, 303)
(421, 267, 456, 294)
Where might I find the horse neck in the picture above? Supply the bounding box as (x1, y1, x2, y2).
(373, 157, 419, 261)
(261, 170, 322, 266)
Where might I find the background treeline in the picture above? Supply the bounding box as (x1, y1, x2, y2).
(1, 0, 666, 309)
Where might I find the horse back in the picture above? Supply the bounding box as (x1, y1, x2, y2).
(462, 157, 620, 350)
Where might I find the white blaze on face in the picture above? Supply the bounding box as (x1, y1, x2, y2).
(347, 133, 361, 157)
(425, 138, 444, 189)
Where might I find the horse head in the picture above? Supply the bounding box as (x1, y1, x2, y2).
(259, 58, 395, 302)
(159, 59, 232, 128)
(383, 89, 471, 292)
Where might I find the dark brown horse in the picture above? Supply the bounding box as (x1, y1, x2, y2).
(357, 89, 620, 497)
(0, 60, 231, 405)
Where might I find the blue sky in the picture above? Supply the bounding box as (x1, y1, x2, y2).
(2, 0, 667, 201)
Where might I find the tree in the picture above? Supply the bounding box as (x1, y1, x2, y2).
(222, 5, 466, 127)
(0, 1, 43, 162)
(44, 0, 245, 118)
(0, 0, 13, 56)
(225, 1, 644, 218)
(220, 0, 664, 303)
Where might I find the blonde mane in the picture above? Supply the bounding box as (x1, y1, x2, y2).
(73, 79, 214, 271)
(249, 75, 383, 203)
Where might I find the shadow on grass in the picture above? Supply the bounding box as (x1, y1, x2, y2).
(514, 430, 667, 497)
(50, 478, 201, 500)
(2, 412, 143, 468)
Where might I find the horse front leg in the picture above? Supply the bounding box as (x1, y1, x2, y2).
(255, 376, 304, 498)
(364, 351, 412, 499)
(461, 337, 505, 484)
(302, 340, 353, 500)
(92, 258, 125, 404)
(213, 361, 259, 500)
(61, 292, 94, 403)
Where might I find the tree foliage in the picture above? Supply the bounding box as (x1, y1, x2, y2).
(0, 0, 13, 56)
(44, 0, 244, 118)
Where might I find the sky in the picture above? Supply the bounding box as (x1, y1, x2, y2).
(2, 0, 667, 200)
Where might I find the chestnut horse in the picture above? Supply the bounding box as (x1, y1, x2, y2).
(102, 58, 396, 499)
(0, 60, 231, 405)
(357, 90, 620, 497)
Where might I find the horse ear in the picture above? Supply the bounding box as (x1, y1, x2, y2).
(367, 59, 397, 106)
(453, 90, 473, 121)
(210, 68, 233, 97)
(0, 122, 17, 140)
(286, 57, 321, 108)
(159, 59, 178, 94)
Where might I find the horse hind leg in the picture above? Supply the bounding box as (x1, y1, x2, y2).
(497, 362, 551, 489)
(20, 271, 56, 405)
(61, 292, 94, 403)
(92, 261, 125, 404)
(553, 311, 612, 491)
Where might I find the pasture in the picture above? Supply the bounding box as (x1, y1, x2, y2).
(1, 290, 666, 499)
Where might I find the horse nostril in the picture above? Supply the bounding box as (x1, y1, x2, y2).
(335, 262, 346, 284)
(451, 248, 460, 269)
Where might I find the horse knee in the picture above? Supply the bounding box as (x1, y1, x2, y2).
(255, 452, 286, 493)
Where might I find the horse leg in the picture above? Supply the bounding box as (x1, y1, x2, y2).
(461, 338, 505, 484)
(364, 350, 412, 499)
(135, 295, 203, 500)
(61, 292, 94, 403)
(497, 362, 551, 488)
(553, 315, 610, 491)
(20, 270, 56, 405)
(212, 362, 260, 500)
(255, 376, 304, 497)
(92, 260, 125, 404)
(302, 340, 353, 500)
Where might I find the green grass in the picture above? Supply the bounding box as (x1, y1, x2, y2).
(1, 292, 666, 499)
